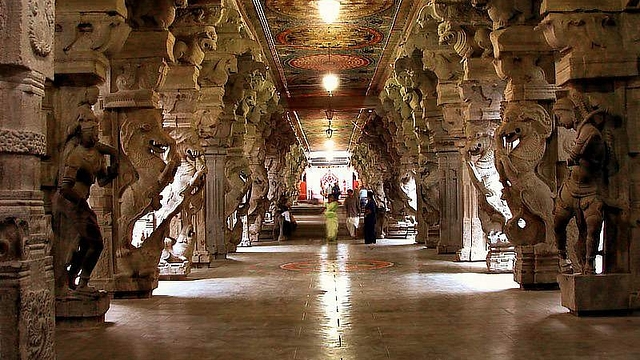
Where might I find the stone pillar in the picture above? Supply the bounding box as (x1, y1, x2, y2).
(154, 2, 219, 276)
(538, 1, 640, 312)
(194, 0, 261, 260)
(468, 0, 561, 287)
(437, 84, 484, 259)
(196, 74, 234, 261)
(103, 2, 186, 296)
(0, 0, 55, 358)
(490, 23, 558, 287)
(204, 147, 228, 259)
(459, 59, 514, 273)
(49, 0, 130, 324)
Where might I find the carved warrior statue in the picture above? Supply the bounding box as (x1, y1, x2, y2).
(52, 88, 118, 295)
(495, 102, 554, 247)
(552, 93, 619, 275)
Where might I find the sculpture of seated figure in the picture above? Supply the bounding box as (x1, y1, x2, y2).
(553, 97, 607, 275)
(53, 110, 118, 295)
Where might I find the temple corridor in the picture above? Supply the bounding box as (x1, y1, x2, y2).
(56, 227, 640, 359)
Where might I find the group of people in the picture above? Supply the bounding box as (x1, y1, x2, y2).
(274, 186, 379, 245)
(324, 188, 377, 244)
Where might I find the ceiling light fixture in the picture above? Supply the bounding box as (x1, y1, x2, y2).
(325, 139, 335, 150)
(318, 0, 340, 23)
(325, 121, 334, 139)
(324, 92, 335, 139)
(322, 73, 339, 93)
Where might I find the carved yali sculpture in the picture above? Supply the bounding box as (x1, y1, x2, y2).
(159, 224, 195, 276)
(465, 130, 512, 244)
(552, 96, 617, 275)
(418, 157, 440, 227)
(116, 109, 180, 278)
(52, 106, 118, 295)
(495, 102, 554, 248)
(156, 128, 207, 225)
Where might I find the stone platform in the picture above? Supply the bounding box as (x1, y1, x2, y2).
(558, 273, 634, 315)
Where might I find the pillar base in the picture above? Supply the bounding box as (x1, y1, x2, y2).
(55, 291, 110, 329)
(558, 273, 635, 316)
(158, 261, 191, 280)
(113, 277, 158, 299)
(486, 246, 516, 273)
(514, 245, 559, 289)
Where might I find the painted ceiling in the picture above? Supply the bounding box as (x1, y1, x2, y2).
(240, 0, 416, 153)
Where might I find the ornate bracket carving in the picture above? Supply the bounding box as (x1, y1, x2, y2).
(126, 0, 188, 30)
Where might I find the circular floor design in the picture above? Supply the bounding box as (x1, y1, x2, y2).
(280, 259, 394, 272)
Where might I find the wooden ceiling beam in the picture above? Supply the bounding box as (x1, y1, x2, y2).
(282, 95, 380, 111)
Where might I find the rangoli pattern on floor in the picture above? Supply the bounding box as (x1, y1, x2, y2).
(280, 259, 394, 272)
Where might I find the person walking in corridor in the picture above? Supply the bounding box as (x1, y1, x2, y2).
(325, 194, 339, 243)
(364, 190, 377, 244)
(344, 189, 360, 238)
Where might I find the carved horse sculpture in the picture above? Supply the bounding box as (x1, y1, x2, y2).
(116, 110, 179, 278)
(495, 103, 554, 247)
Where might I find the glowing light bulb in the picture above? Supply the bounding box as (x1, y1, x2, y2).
(318, 0, 340, 23)
(323, 74, 339, 92)
(325, 139, 335, 150)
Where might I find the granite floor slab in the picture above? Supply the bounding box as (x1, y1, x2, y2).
(56, 238, 640, 360)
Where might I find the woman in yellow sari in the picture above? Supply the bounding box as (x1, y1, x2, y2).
(325, 194, 339, 243)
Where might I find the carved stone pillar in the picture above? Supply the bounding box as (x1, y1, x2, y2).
(539, 1, 640, 312)
(194, 0, 261, 260)
(102, 2, 186, 297)
(434, 81, 485, 259)
(405, 4, 478, 256)
(0, 0, 55, 358)
(196, 68, 236, 261)
(204, 146, 229, 258)
(152, 2, 219, 275)
(483, 0, 559, 287)
(49, 0, 130, 324)
(460, 59, 514, 273)
(417, 98, 441, 247)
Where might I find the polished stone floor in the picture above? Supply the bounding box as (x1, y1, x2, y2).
(56, 236, 640, 359)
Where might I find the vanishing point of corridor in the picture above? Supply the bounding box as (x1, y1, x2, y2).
(56, 234, 640, 359)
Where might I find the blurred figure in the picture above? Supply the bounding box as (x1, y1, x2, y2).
(325, 194, 339, 243)
(344, 189, 361, 238)
(364, 191, 377, 244)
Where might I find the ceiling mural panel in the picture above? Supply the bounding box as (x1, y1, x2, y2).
(275, 25, 383, 50)
(265, 0, 395, 19)
(287, 54, 372, 71)
(240, 0, 416, 152)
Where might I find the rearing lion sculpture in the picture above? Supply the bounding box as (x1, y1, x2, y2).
(117, 110, 179, 257)
(465, 131, 512, 243)
(495, 102, 554, 247)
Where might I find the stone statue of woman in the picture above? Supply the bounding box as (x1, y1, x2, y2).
(553, 97, 607, 275)
(52, 87, 118, 295)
